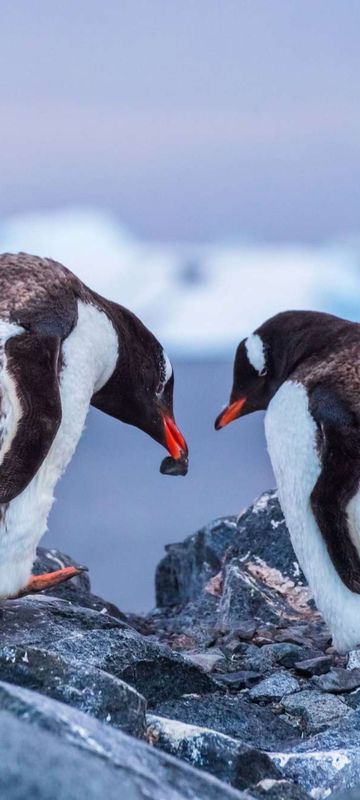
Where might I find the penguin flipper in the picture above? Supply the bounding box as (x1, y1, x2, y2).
(0, 334, 62, 503)
(309, 383, 360, 594)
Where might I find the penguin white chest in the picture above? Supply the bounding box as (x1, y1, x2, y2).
(0, 301, 118, 597)
(265, 380, 360, 652)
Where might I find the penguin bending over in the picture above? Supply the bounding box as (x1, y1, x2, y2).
(0, 252, 188, 599)
(215, 310, 360, 653)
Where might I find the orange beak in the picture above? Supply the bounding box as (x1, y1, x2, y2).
(215, 397, 247, 430)
(163, 414, 188, 460)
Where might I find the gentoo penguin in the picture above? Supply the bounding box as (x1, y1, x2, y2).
(0, 252, 188, 600)
(215, 310, 360, 653)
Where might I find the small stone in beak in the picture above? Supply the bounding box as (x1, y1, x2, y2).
(160, 455, 188, 476)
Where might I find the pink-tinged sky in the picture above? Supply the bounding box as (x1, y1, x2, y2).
(0, 0, 359, 242)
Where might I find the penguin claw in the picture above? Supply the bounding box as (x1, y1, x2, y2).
(14, 566, 88, 598)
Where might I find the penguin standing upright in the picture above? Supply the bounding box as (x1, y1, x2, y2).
(215, 310, 360, 653)
(0, 252, 188, 599)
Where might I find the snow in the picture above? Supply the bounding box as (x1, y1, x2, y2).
(1, 206, 360, 357)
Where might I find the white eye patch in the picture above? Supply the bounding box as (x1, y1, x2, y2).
(163, 352, 173, 383)
(245, 333, 267, 375)
(156, 351, 173, 397)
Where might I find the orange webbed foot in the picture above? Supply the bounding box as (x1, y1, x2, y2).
(14, 566, 88, 598)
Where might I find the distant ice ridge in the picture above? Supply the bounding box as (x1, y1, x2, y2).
(1, 206, 360, 357)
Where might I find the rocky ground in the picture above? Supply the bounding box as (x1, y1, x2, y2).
(1, 492, 360, 798)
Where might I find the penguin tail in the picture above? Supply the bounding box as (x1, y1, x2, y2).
(0, 332, 62, 504)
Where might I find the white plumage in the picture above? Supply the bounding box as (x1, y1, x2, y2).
(265, 380, 360, 652)
(245, 333, 266, 375)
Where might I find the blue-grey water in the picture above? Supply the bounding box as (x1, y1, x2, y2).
(44, 360, 274, 612)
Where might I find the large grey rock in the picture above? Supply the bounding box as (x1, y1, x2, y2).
(153, 691, 298, 750)
(310, 709, 360, 751)
(155, 517, 238, 607)
(0, 644, 146, 736)
(281, 690, 351, 734)
(294, 655, 333, 676)
(150, 690, 360, 798)
(233, 642, 318, 673)
(155, 492, 303, 610)
(150, 491, 324, 650)
(34, 546, 126, 620)
(0, 711, 141, 800)
(264, 710, 360, 797)
(249, 671, 300, 702)
(0, 594, 214, 705)
(312, 667, 360, 694)
(269, 742, 360, 799)
(147, 714, 281, 791)
(0, 681, 252, 800)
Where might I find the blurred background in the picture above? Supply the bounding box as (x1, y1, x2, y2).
(1, 1, 359, 611)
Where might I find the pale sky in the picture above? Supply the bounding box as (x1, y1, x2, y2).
(1, 1, 359, 241)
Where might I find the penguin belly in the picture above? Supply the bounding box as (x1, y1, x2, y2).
(0, 301, 118, 598)
(265, 379, 360, 652)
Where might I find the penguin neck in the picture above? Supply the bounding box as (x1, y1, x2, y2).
(75, 300, 119, 394)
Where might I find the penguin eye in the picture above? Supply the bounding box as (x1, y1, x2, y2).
(259, 368, 267, 377)
(155, 381, 164, 398)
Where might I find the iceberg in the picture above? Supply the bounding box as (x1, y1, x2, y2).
(1, 206, 359, 357)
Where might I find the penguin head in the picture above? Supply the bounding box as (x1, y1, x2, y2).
(215, 330, 272, 429)
(125, 344, 189, 477)
(215, 309, 350, 430)
(91, 308, 188, 475)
